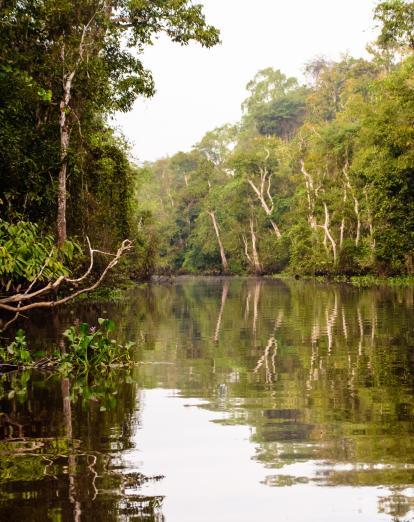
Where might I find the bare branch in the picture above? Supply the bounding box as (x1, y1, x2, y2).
(0, 240, 132, 314)
(242, 234, 252, 264)
(25, 247, 55, 296)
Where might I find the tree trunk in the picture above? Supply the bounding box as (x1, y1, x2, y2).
(300, 160, 318, 230)
(57, 162, 67, 246)
(57, 66, 75, 245)
(343, 164, 361, 248)
(354, 197, 361, 247)
(322, 202, 337, 264)
(208, 211, 229, 272)
(340, 218, 345, 249)
(57, 18, 94, 245)
(250, 217, 262, 274)
(247, 178, 282, 239)
(364, 188, 376, 253)
(242, 218, 262, 274)
(340, 184, 347, 249)
(242, 235, 253, 265)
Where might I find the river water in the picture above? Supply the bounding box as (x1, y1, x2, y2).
(1, 277, 414, 521)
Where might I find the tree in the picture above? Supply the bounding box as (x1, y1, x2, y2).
(242, 68, 299, 116)
(352, 56, 414, 273)
(229, 136, 287, 240)
(375, 0, 414, 51)
(0, 0, 220, 244)
(254, 89, 307, 140)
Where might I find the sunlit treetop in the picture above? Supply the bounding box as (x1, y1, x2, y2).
(0, 0, 220, 112)
(375, 0, 414, 51)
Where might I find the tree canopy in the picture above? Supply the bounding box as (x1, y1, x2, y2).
(137, 4, 414, 276)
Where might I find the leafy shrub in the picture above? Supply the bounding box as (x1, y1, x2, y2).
(0, 220, 81, 292)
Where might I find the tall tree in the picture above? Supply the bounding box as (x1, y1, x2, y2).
(375, 0, 414, 51)
(0, 0, 219, 244)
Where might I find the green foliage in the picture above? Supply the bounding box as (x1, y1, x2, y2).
(0, 0, 219, 282)
(353, 55, 414, 273)
(0, 220, 80, 292)
(0, 329, 31, 366)
(375, 0, 414, 51)
(242, 68, 299, 117)
(0, 319, 135, 375)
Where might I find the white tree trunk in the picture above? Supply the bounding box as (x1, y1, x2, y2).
(340, 183, 347, 249)
(242, 235, 253, 265)
(242, 218, 262, 274)
(250, 217, 262, 274)
(57, 62, 75, 245)
(208, 211, 229, 272)
(247, 178, 282, 239)
(340, 218, 345, 249)
(320, 203, 337, 263)
(364, 189, 376, 252)
(343, 164, 361, 247)
(300, 160, 318, 230)
(354, 197, 361, 246)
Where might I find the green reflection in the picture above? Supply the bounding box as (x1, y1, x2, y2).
(1, 278, 414, 520)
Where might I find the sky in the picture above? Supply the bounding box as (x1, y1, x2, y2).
(115, 0, 379, 162)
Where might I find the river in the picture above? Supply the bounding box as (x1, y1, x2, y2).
(1, 277, 414, 521)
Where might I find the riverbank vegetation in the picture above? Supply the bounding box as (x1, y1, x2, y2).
(0, 0, 219, 311)
(2, 0, 414, 315)
(139, 1, 414, 277)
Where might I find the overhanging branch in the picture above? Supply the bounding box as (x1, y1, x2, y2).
(0, 239, 132, 314)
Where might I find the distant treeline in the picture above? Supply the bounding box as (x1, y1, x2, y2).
(139, 2, 414, 276)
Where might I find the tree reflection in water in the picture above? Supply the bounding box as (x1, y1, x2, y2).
(1, 277, 414, 521)
(0, 369, 164, 521)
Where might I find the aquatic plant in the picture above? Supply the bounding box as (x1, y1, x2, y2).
(0, 329, 31, 366)
(59, 318, 135, 372)
(0, 319, 135, 373)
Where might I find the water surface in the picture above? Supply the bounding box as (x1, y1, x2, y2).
(1, 277, 414, 521)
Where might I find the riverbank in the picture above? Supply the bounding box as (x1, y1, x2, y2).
(153, 272, 414, 288)
(268, 273, 414, 288)
(72, 272, 414, 306)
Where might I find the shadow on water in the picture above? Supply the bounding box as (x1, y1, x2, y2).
(1, 277, 414, 521)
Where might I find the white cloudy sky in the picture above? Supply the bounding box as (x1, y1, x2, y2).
(115, 0, 378, 162)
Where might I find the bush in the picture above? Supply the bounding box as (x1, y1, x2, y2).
(0, 219, 81, 293)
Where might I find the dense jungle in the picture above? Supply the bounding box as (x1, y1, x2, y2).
(1, 1, 414, 292)
(2, 2, 414, 522)
(137, 3, 414, 277)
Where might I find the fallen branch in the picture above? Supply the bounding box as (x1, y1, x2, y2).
(0, 239, 132, 314)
